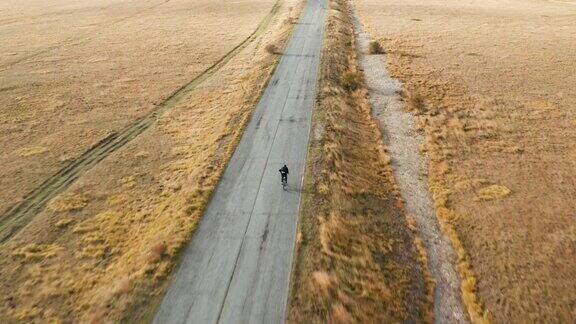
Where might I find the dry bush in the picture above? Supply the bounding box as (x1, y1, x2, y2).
(148, 242, 167, 264)
(340, 71, 361, 92)
(368, 41, 384, 54)
(265, 44, 279, 54)
(113, 277, 132, 296)
(408, 93, 425, 113)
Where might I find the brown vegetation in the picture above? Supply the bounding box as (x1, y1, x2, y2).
(0, 0, 302, 321)
(407, 92, 426, 114)
(368, 40, 384, 54)
(340, 70, 362, 92)
(47, 193, 89, 212)
(287, 0, 430, 322)
(0, 0, 282, 216)
(353, 0, 576, 321)
(265, 43, 280, 54)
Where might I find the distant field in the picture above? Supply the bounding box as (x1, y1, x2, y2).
(0, 0, 276, 215)
(0, 0, 299, 321)
(353, 0, 576, 321)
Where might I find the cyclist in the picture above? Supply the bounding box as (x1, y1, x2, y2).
(279, 164, 289, 185)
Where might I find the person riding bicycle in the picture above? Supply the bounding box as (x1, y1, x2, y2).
(279, 165, 289, 184)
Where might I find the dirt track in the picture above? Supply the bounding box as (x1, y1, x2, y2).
(0, 1, 282, 243)
(354, 19, 467, 323)
(0, 0, 300, 320)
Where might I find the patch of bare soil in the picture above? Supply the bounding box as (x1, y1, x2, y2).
(0, 0, 301, 321)
(353, 0, 576, 321)
(287, 0, 430, 322)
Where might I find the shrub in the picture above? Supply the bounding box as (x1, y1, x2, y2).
(368, 41, 384, 54)
(408, 93, 425, 112)
(265, 44, 279, 54)
(148, 242, 167, 264)
(340, 71, 362, 92)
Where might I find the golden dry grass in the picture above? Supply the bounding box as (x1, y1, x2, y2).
(287, 0, 430, 321)
(474, 185, 510, 202)
(0, 0, 302, 321)
(47, 193, 89, 212)
(353, 0, 576, 321)
(0, 0, 282, 216)
(14, 146, 49, 157)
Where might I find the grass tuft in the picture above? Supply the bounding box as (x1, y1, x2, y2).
(408, 93, 425, 113)
(475, 185, 510, 201)
(340, 71, 362, 92)
(15, 146, 48, 157)
(56, 218, 74, 228)
(368, 40, 384, 54)
(12, 244, 61, 261)
(47, 193, 89, 212)
(265, 44, 279, 54)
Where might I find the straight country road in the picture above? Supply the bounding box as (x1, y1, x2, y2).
(153, 0, 327, 322)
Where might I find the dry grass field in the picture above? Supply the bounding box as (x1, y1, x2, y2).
(0, 0, 301, 321)
(287, 0, 431, 321)
(353, 0, 576, 321)
(0, 0, 279, 216)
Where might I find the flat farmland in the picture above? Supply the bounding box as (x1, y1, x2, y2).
(0, 0, 299, 321)
(0, 0, 276, 216)
(353, 0, 576, 321)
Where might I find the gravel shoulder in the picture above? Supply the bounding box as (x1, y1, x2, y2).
(354, 18, 467, 323)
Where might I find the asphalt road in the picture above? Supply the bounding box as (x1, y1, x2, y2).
(153, 0, 327, 322)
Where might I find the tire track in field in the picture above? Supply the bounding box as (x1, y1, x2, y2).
(0, 0, 282, 243)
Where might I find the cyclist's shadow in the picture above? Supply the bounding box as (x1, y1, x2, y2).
(282, 183, 311, 194)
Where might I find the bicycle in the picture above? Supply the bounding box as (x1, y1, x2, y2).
(279, 165, 289, 191)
